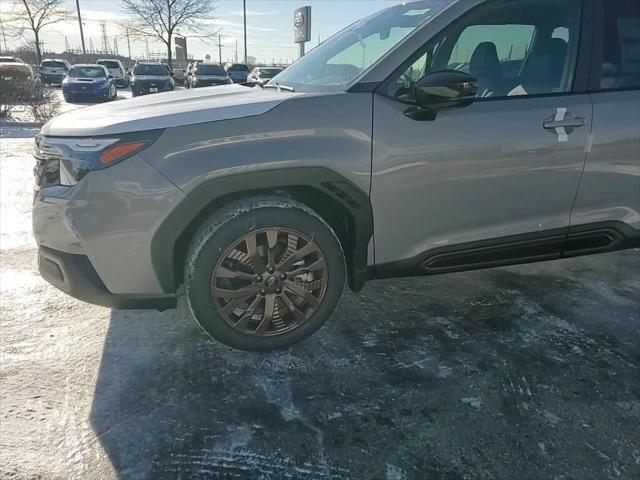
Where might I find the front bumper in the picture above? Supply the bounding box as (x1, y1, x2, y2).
(131, 83, 172, 95)
(38, 246, 175, 310)
(62, 85, 110, 99)
(32, 151, 186, 307)
(41, 73, 65, 84)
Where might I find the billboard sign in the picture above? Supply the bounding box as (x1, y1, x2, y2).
(294, 6, 311, 43)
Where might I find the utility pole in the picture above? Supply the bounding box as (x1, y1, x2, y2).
(217, 34, 222, 64)
(242, 0, 247, 64)
(235, 39, 238, 63)
(126, 27, 132, 59)
(75, 0, 86, 54)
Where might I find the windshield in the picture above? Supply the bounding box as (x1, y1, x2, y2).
(98, 60, 120, 69)
(227, 64, 249, 72)
(41, 61, 66, 68)
(196, 64, 225, 75)
(270, 1, 448, 92)
(259, 68, 282, 78)
(68, 66, 106, 78)
(133, 64, 168, 76)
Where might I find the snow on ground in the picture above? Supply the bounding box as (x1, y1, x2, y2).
(4, 87, 133, 124)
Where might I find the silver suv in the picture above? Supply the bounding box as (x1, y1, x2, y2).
(33, 0, 639, 351)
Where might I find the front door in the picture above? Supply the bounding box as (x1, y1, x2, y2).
(371, 0, 592, 271)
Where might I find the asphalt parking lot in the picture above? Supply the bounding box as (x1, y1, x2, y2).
(1, 127, 639, 479)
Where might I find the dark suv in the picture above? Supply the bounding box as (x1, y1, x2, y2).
(33, 0, 640, 350)
(130, 62, 174, 96)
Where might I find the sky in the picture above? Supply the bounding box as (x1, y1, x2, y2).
(0, 0, 401, 64)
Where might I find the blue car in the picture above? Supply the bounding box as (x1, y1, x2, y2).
(225, 63, 250, 83)
(62, 64, 117, 103)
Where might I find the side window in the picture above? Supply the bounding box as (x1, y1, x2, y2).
(596, 0, 640, 90)
(383, 0, 581, 101)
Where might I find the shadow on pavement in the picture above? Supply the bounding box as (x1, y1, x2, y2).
(90, 251, 640, 479)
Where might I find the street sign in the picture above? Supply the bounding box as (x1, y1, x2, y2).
(294, 6, 311, 44)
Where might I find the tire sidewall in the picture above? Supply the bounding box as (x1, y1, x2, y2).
(186, 203, 345, 351)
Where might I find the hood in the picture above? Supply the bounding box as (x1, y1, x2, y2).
(42, 84, 299, 137)
(66, 77, 108, 84)
(194, 74, 228, 80)
(133, 75, 171, 82)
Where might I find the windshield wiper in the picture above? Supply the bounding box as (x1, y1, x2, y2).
(263, 82, 295, 92)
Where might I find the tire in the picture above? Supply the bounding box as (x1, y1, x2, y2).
(185, 196, 345, 351)
(64, 94, 72, 103)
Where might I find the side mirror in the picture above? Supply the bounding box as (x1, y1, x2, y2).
(108, 74, 114, 79)
(407, 70, 477, 121)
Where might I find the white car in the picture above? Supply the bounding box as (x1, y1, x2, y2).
(96, 59, 129, 88)
(39, 59, 71, 85)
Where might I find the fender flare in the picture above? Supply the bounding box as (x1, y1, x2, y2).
(150, 166, 374, 293)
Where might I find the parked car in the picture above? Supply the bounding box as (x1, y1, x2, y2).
(172, 68, 187, 85)
(0, 56, 25, 64)
(96, 59, 129, 88)
(33, 0, 640, 351)
(246, 66, 284, 86)
(39, 59, 71, 85)
(225, 63, 250, 83)
(0, 62, 40, 101)
(61, 64, 117, 102)
(130, 62, 174, 96)
(189, 63, 232, 88)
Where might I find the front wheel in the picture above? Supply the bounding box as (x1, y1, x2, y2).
(185, 197, 345, 351)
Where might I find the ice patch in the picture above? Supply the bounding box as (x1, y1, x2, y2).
(461, 397, 482, 409)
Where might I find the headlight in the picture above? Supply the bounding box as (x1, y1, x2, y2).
(34, 130, 163, 187)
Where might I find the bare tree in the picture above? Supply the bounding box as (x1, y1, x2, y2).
(6, 0, 73, 65)
(122, 0, 218, 67)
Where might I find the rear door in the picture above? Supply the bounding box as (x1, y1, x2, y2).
(371, 0, 593, 271)
(568, 0, 640, 244)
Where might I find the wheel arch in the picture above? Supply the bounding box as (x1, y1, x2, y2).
(151, 167, 374, 294)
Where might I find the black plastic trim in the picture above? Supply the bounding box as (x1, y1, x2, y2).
(562, 221, 640, 258)
(375, 228, 567, 279)
(38, 246, 176, 311)
(151, 167, 374, 294)
(375, 221, 640, 279)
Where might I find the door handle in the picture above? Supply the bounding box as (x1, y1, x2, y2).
(543, 117, 585, 129)
(543, 108, 586, 142)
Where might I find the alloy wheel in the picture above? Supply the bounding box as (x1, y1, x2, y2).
(211, 227, 329, 336)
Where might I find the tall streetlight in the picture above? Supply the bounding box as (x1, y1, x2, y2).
(242, 0, 247, 63)
(75, 0, 86, 54)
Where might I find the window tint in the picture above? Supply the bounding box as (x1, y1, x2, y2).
(41, 61, 67, 68)
(227, 64, 249, 72)
(384, 0, 581, 101)
(596, 0, 640, 90)
(450, 25, 535, 66)
(68, 66, 107, 78)
(98, 60, 121, 69)
(195, 64, 226, 75)
(133, 64, 168, 76)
